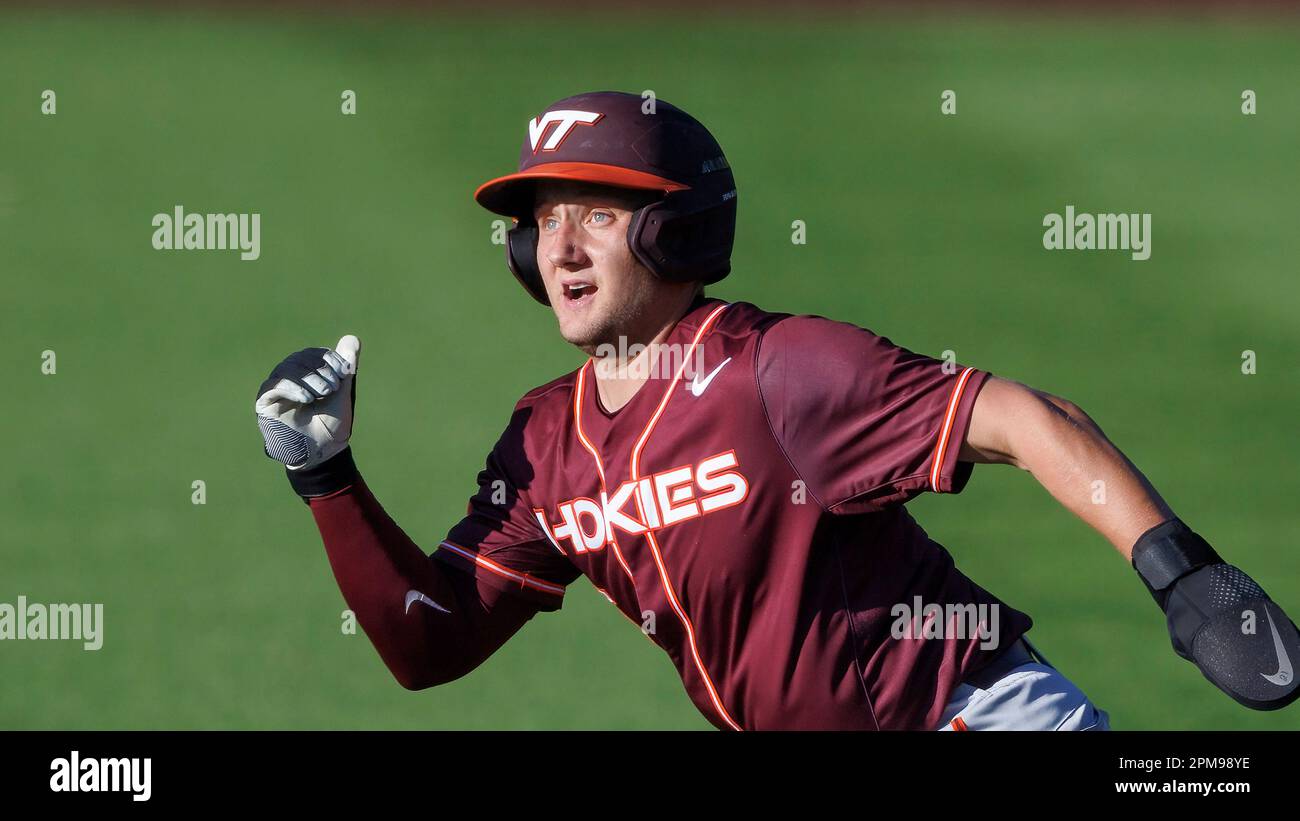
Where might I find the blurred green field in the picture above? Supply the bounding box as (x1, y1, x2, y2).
(2, 8, 1298, 729)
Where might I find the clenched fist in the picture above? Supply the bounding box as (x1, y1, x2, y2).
(255, 335, 361, 470)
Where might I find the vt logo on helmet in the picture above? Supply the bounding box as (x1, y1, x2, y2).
(527, 109, 603, 152)
(473, 90, 738, 305)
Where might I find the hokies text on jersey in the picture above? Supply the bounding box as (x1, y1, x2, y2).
(534, 451, 749, 554)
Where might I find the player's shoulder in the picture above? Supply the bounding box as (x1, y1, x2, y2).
(672, 299, 789, 366)
(484, 370, 580, 461)
(736, 306, 916, 401)
(706, 300, 893, 360)
(692, 298, 789, 342)
(512, 368, 580, 425)
(516, 369, 578, 407)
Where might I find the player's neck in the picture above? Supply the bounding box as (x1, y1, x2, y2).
(591, 292, 702, 413)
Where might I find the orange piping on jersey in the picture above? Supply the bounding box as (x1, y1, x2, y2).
(951, 716, 969, 731)
(628, 302, 742, 731)
(629, 302, 731, 480)
(574, 361, 609, 488)
(929, 367, 976, 492)
(573, 361, 636, 582)
(438, 540, 566, 597)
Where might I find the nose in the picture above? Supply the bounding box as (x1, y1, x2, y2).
(543, 218, 588, 270)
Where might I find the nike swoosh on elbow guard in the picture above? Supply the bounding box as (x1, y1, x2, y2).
(1262, 610, 1293, 686)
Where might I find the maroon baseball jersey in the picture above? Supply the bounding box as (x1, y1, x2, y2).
(433, 297, 1033, 730)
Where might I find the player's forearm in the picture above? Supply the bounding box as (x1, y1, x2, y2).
(965, 380, 1300, 710)
(964, 378, 1173, 557)
(1000, 388, 1174, 559)
(307, 474, 529, 689)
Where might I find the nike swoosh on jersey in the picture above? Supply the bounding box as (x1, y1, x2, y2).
(689, 357, 732, 397)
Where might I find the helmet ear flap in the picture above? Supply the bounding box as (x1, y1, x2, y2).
(628, 192, 735, 285)
(506, 220, 549, 305)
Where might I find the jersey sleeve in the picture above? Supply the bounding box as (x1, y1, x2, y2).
(433, 404, 581, 612)
(756, 314, 990, 514)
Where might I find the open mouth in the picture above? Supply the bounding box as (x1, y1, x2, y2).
(562, 280, 598, 305)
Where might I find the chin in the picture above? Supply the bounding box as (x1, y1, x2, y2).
(553, 313, 601, 349)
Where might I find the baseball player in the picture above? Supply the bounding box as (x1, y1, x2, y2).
(255, 91, 1300, 730)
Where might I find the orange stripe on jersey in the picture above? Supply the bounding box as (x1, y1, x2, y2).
(438, 540, 566, 597)
(929, 367, 976, 492)
(573, 361, 637, 582)
(628, 302, 742, 731)
(951, 716, 969, 731)
(630, 302, 731, 479)
(573, 362, 608, 488)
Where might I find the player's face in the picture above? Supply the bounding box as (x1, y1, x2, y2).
(533, 181, 675, 354)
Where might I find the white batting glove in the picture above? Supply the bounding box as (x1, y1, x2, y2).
(254, 335, 361, 470)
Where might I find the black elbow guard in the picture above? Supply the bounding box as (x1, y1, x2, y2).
(1132, 519, 1300, 711)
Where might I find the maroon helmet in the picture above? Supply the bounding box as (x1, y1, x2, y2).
(474, 91, 737, 305)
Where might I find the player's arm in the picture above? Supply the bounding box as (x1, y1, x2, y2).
(957, 376, 1172, 559)
(303, 469, 542, 689)
(959, 376, 1300, 711)
(253, 338, 542, 690)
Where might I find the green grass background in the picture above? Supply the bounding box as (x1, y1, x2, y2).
(2, 8, 1297, 729)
